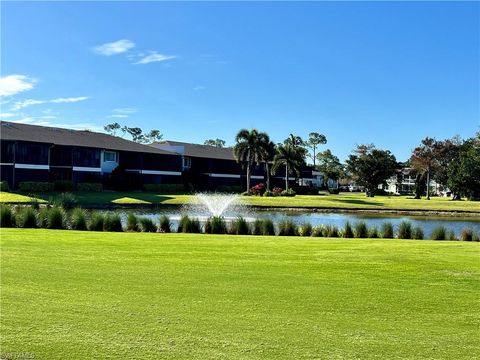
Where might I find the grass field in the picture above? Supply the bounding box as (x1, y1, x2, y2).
(1, 191, 479, 213)
(1, 229, 479, 359)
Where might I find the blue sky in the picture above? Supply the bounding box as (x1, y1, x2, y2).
(1, 1, 478, 161)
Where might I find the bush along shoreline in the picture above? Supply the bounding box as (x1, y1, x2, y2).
(0, 204, 479, 241)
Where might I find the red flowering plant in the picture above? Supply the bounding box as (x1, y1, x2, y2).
(249, 183, 266, 196)
(272, 187, 283, 196)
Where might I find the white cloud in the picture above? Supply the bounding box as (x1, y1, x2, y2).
(51, 96, 89, 103)
(0, 75, 35, 97)
(108, 114, 129, 118)
(133, 52, 176, 65)
(193, 85, 206, 91)
(0, 113, 16, 118)
(11, 96, 88, 110)
(94, 39, 135, 56)
(9, 118, 102, 132)
(113, 108, 137, 114)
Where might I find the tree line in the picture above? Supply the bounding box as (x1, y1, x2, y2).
(104, 121, 479, 200)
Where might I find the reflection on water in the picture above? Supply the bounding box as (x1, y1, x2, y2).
(113, 208, 480, 238)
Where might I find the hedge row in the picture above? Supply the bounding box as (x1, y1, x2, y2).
(1, 205, 479, 241)
(17, 181, 103, 192)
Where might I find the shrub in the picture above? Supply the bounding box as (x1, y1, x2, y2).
(159, 215, 171, 233)
(0, 181, 9, 192)
(47, 207, 66, 229)
(381, 222, 394, 239)
(368, 227, 379, 238)
(263, 190, 274, 197)
(249, 183, 265, 196)
(71, 208, 87, 231)
(77, 182, 103, 192)
(262, 219, 276, 236)
(16, 207, 37, 228)
(205, 216, 227, 234)
(298, 222, 313, 237)
(412, 226, 424, 240)
(139, 217, 156, 232)
(272, 187, 283, 196)
(88, 211, 105, 231)
(126, 213, 139, 232)
(143, 184, 184, 193)
(19, 182, 54, 192)
(229, 217, 250, 235)
(278, 220, 298, 236)
(280, 189, 296, 197)
(354, 221, 368, 238)
(312, 225, 326, 237)
(342, 221, 354, 238)
(328, 188, 340, 194)
(0, 204, 14, 227)
(53, 192, 77, 209)
(104, 213, 123, 232)
(53, 180, 74, 192)
(398, 221, 412, 239)
(430, 226, 447, 240)
(188, 218, 202, 233)
(460, 228, 474, 242)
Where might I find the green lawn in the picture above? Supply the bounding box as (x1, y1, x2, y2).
(1, 229, 479, 359)
(1, 191, 479, 213)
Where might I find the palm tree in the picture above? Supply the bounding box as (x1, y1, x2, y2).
(262, 140, 276, 191)
(233, 129, 270, 194)
(271, 144, 305, 191)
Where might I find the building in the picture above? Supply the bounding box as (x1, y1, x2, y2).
(150, 140, 266, 191)
(0, 121, 182, 189)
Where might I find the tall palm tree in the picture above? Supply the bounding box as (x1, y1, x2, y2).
(271, 144, 305, 191)
(262, 140, 276, 191)
(233, 129, 270, 194)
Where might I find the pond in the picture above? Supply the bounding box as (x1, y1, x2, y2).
(112, 207, 480, 238)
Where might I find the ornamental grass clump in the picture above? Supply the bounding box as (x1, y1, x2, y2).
(278, 220, 297, 236)
(354, 221, 368, 238)
(381, 222, 394, 239)
(126, 213, 139, 232)
(16, 207, 37, 228)
(70, 208, 87, 231)
(312, 225, 326, 237)
(430, 226, 447, 240)
(47, 207, 66, 229)
(139, 217, 156, 232)
(298, 222, 313, 237)
(0, 204, 14, 228)
(177, 215, 191, 233)
(159, 215, 171, 233)
(368, 227, 379, 239)
(447, 230, 457, 241)
(104, 213, 123, 232)
(342, 221, 354, 238)
(262, 219, 275, 236)
(188, 218, 202, 233)
(88, 211, 105, 231)
(37, 207, 49, 228)
(460, 228, 474, 242)
(229, 217, 250, 235)
(251, 219, 264, 235)
(326, 225, 339, 238)
(205, 216, 227, 234)
(398, 221, 412, 239)
(412, 226, 424, 240)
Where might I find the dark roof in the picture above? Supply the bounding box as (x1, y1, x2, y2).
(152, 140, 236, 161)
(0, 121, 176, 155)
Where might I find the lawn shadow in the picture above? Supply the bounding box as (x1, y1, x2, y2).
(331, 198, 385, 206)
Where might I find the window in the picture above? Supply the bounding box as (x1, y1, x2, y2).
(73, 148, 101, 167)
(182, 156, 191, 169)
(104, 151, 117, 162)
